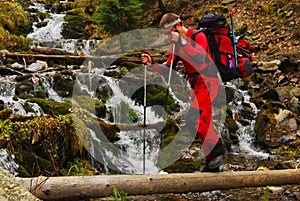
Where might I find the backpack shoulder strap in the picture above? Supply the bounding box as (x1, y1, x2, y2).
(203, 30, 222, 67)
(191, 29, 204, 47)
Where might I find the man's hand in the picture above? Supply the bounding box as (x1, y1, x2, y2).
(171, 31, 180, 43)
(171, 31, 187, 45)
(141, 53, 152, 66)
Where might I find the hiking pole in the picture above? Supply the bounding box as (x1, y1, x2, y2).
(160, 43, 176, 150)
(165, 43, 176, 112)
(143, 63, 147, 174)
(229, 7, 239, 69)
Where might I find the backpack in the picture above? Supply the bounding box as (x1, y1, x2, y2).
(192, 13, 253, 81)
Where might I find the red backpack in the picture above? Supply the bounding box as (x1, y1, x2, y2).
(192, 13, 254, 81)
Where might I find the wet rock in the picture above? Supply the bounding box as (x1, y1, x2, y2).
(257, 59, 281, 72)
(25, 60, 48, 72)
(10, 62, 25, 70)
(255, 107, 299, 148)
(268, 186, 284, 194)
(273, 160, 297, 170)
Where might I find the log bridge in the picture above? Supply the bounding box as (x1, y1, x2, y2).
(19, 169, 300, 200)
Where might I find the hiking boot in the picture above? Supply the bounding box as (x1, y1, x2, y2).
(201, 165, 221, 172)
(202, 139, 226, 172)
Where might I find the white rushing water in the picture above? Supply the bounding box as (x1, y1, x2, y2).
(27, 0, 98, 55)
(0, 149, 19, 176)
(226, 82, 270, 159)
(0, 78, 43, 116)
(27, 13, 65, 41)
(73, 72, 164, 174)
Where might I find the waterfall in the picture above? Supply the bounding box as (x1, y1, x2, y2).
(226, 82, 270, 159)
(104, 75, 163, 124)
(26, 0, 99, 55)
(27, 13, 65, 41)
(4, 1, 270, 174)
(73, 72, 164, 174)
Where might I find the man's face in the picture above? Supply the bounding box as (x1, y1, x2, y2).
(164, 25, 178, 39)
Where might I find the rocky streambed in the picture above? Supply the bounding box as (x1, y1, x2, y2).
(0, 47, 299, 200)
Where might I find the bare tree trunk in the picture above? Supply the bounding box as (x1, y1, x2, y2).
(19, 169, 300, 200)
(158, 0, 166, 13)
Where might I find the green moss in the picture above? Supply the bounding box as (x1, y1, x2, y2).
(0, 114, 86, 176)
(163, 158, 203, 173)
(60, 158, 100, 176)
(98, 119, 120, 142)
(17, 165, 31, 177)
(226, 118, 239, 133)
(96, 83, 113, 103)
(73, 95, 106, 118)
(0, 109, 13, 120)
(35, 21, 48, 28)
(160, 118, 181, 142)
(22, 102, 35, 114)
(27, 98, 72, 115)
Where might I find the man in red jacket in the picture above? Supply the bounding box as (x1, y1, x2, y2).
(142, 13, 226, 172)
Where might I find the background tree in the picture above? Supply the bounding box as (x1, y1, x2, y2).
(93, 0, 144, 34)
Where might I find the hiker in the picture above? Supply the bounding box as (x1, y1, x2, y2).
(141, 13, 226, 172)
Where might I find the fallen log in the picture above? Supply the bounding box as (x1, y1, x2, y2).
(19, 169, 300, 200)
(1, 51, 142, 66)
(2, 52, 94, 61)
(30, 46, 75, 55)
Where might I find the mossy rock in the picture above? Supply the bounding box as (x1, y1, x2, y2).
(73, 95, 106, 119)
(27, 98, 72, 116)
(95, 82, 113, 103)
(14, 75, 48, 99)
(98, 119, 120, 142)
(15, 79, 35, 98)
(163, 158, 203, 173)
(62, 8, 92, 39)
(60, 159, 100, 176)
(160, 118, 181, 141)
(254, 105, 277, 147)
(17, 165, 31, 177)
(0, 115, 86, 176)
(0, 109, 13, 120)
(53, 70, 76, 98)
(17, 150, 53, 177)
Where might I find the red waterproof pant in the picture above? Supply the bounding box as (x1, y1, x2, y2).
(186, 76, 220, 160)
